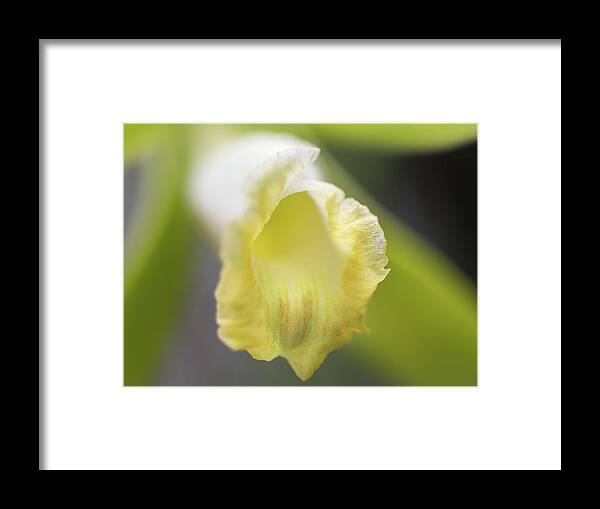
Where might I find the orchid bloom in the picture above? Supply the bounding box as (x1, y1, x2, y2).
(191, 133, 390, 381)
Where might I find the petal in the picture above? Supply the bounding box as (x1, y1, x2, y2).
(192, 134, 389, 380)
(190, 133, 321, 239)
(193, 134, 389, 381)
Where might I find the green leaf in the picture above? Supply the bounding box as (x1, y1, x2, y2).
(313, 124, 477, 153)
(321, 154, 477, 385)
(124, 124, 175, 167)
(124, 125, 194, 385)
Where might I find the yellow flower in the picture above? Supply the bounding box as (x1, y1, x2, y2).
(191, 133, 390, 380)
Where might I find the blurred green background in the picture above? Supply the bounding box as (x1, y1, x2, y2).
(124, 124, 477, 386)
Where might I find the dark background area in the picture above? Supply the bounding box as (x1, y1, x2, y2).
(330, 141, 477, 282)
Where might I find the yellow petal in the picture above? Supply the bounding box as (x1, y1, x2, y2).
(213, 139, 389, 381)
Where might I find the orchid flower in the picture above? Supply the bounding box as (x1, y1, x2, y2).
(190, 133, 390, 381)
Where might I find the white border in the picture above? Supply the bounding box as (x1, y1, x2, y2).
(42, 42, 561, 470)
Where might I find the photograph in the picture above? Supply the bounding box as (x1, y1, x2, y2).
(124, 124, 478, 386)
(42, 40, 561, 470)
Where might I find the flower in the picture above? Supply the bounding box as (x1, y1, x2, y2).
(191, 133, 390, 381)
